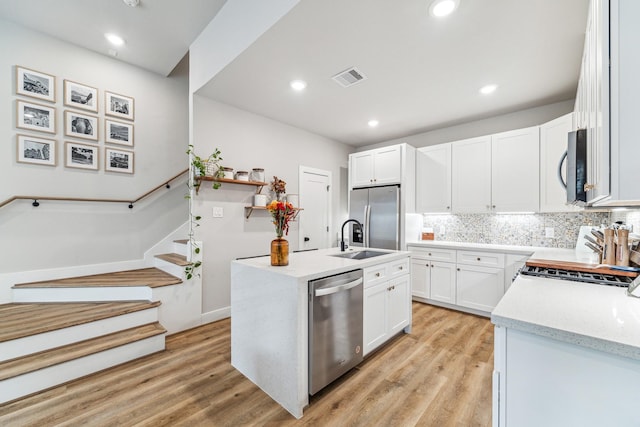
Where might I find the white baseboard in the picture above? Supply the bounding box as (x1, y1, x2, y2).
(201, 306, 231, 325)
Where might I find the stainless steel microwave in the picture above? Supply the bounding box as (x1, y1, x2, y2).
(560, 129, 587, 205)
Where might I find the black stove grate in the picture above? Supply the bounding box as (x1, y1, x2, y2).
(519, 265, 633, 287)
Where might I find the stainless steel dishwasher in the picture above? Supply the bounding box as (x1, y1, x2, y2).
(308, 269, 363, 395)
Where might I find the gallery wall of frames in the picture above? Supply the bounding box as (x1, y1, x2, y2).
(15, 65, 135, 174)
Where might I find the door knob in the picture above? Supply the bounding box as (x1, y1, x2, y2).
(304, 237, 310, 242)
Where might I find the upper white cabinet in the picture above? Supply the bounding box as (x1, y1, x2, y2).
(350, 145, 402, 188)
(539, 113, 582, 212)
(575, 0, 640, 206)
(451, 136, 492, 213)
(491, 126, 540, 213)
(416, 143, 452, 213)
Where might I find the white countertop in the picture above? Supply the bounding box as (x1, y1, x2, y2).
(492, 248, 640, 360)
(407, 240, 543, 255)
(232, 247, 410, 282)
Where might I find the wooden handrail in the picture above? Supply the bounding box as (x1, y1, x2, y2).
(0, 169, 189, 209)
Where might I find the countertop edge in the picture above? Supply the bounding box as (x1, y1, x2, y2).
(491, 313, 640, 361)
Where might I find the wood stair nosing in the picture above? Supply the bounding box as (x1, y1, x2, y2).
(12, 267, 182, 289)
(154, 253, 190, 267)
(0, 301, 162, 343)
(173, 239, 189, 245)
(0, 322, 166, 381)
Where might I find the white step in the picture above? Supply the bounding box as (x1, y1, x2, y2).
(0, 333, 165, 405)
(0, 305, 159, 362)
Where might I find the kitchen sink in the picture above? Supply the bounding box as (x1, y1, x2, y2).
(330, 250, 388, 260)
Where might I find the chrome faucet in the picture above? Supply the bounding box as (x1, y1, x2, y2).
(341, 219, 362, 251)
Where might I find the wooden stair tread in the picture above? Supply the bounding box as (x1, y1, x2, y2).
(155, 253, 190, 267)
(173, 239, 189, 244)
(0, 322, 166, 381)
(12, 267, 182, 289)
(0, 301, 161, 343)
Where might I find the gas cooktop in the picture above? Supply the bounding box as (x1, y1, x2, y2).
(519, 265, 633, 287)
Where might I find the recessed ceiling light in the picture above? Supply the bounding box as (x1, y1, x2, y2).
(480, 84, 498, 95)
(290, 80, 307, 91)
(368, 119, 379, 128)
(105, 33, 125, 47)
(429, 0, 459, 17)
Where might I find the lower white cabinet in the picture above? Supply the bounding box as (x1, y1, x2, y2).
(455, 264, 505, 312)
(409, 244, 531, 316)
(363, 260, 411, 356)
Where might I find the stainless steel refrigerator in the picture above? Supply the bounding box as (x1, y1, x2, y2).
(349, 185, 400, 250)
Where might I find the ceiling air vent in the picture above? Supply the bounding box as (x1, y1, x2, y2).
(332, 67, 367, 88)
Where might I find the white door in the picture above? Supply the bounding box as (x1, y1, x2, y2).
(299, 166, 331, 251)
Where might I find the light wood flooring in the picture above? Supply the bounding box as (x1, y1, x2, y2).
(0, 302, 494, 426)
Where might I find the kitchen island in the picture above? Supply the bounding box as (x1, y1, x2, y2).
(491, 248, 640, 426)
(230, 247, 411, 419)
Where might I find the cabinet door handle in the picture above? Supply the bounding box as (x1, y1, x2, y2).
(477, 257, 481, 261)
(375, 272, 380, 277)
(447, 206, 450, 210)
(428, 253, 432, 256)
(399, 266, 403, 270)
(457, 268, 460, 271)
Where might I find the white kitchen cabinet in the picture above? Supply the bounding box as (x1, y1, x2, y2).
(410, 258, 429, 299)
(429, 261, 456, 304)
(451, 136, 492, 213)
(456, 264, 505, 313)
(363, 258, 411, 356)
(416, 144, 452, 213)
(539, 113, 582, 212)
(491, 126, 540, 213)
(350, 145, 402, 188)
(574, 0, 640, 206)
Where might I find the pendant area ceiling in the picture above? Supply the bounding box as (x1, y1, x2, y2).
(198, 0, 589, 146)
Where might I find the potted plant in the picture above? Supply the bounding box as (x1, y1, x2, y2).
(186, 144, 224, 189)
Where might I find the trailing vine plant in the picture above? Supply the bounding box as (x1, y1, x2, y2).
(184, 145, 224, 279)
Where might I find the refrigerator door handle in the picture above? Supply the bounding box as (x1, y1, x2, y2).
(364, 205, 371, 247)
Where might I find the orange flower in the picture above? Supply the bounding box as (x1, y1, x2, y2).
(267, 200, 295, 237)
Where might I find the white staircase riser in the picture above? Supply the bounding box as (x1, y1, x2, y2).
(172, 241, 188, 257)
(0, 307, 159, 362)
(153, 259, 185, 279)
(12, 286, 152, 303)
(153, 279, 201, 335)
(0, 334, 165, 405)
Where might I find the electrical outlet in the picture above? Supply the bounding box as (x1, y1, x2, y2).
(212, 207, 223, 218)
(439, 225, 446, 235)
(545, 227, 555, 238)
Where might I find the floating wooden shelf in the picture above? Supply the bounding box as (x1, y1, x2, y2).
(244, 206, 303, 220)
(194, 177, 268, 195)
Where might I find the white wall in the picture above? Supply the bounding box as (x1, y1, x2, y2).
(193, 96, 352, 314)
(360, 99, 575, 150)
(0, 19, 189, 274)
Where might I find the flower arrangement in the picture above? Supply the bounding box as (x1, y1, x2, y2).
(267, 200, 295, 238)
(270, 176, 286, 195)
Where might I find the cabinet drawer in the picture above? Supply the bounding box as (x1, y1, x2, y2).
(364, 264, 387, 287)
(409, 247, 456, 262)
(457, 250, 505, 268)
(388, 258, 410, 279)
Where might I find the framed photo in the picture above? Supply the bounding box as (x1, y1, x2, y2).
(17, 134, 56, 166)
(16, 66, 56, 102)
(105, 91, 134, 120)
(64, 110, 98, 141)
(65, 141, 99, 170)
(105, 148, 134, 174)
(105, 119, 134, 146)
(64, 80, 98, 112)
(17, 100, 56, 134)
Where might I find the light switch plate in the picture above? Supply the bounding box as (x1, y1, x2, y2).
(212, 207, 223, 218)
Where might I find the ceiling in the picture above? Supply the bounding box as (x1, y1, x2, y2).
(199, 0, 589, 146)
(0, 0, 227, 76)
(0, 0, 590, 146)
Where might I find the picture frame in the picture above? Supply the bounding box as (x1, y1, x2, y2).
(105, 91, 134, 121)
(17, 134, 56, 167)
(64, 110, 99, 141)
(105, 119, 134, 146)
(105, 148, 134, 174)
(17, 100, 56, 134)
(64, 80, 98, 112)
(65, 141, 99, 170)
(16, 66, 56, 103)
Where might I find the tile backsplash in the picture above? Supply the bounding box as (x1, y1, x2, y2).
(421, 212, 611, 248)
